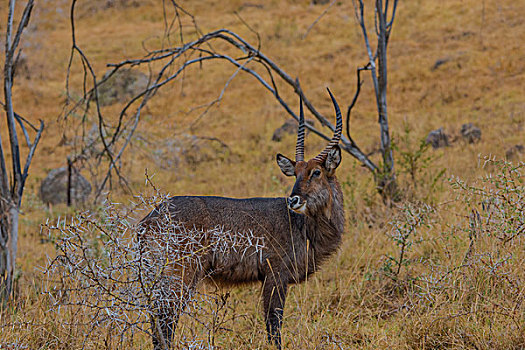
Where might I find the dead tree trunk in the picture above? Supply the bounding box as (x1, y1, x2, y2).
(0, 0, 43, 302)
(351, 0, 399, 200)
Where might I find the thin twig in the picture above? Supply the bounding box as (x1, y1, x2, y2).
(302, 0, 338, 40)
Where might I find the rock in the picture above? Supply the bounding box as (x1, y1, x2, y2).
(312, 0, 330, 4)
(460, 123, 481, 143)
(84, 123, 109, 158)
(180, 135, 228, 166)
(97, 68, 149, 106)
(40, 168, 91, 205)
(505, 144, 524, 161)
(152, 134, 230, 170)
(272, 118, 315, 142)
(425, 128, 449, 149)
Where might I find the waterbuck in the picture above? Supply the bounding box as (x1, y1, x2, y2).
(140, 89, 345, 349)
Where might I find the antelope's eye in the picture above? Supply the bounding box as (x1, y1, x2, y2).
(312, 169, 321, 178)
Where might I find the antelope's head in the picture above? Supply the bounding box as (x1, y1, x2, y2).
(276, 89, 343, 217)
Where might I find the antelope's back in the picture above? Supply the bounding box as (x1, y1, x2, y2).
(141, 196, 292, 233)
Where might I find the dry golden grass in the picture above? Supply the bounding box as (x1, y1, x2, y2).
(1, 0, 525, 349)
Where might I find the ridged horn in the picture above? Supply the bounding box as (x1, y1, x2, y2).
(295, 96, 305, 162)
(313, 88, 342, 163)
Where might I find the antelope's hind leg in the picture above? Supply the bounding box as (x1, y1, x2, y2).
(151, 300, 177, 350)
(151, 281, 187, 350)
(151, 267, 201, 350)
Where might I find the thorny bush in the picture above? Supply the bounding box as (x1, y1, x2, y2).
(390, 158, 525, 348)
(42, 180, 259, 348)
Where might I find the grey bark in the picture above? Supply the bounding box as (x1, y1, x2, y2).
(354, 0, 399, 199)
(0, 0, 42, 302)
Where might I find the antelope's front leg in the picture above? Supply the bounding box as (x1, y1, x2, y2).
(262, 274, 288, 349)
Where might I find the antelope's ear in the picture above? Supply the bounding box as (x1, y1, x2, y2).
(324, 145, 341, 174)
(276, 153, 296, 176)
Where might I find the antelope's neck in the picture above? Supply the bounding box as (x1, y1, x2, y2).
(304, 177, 345, 256)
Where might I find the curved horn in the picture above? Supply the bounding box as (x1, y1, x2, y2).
(313, 88, 342, 163)
(295, 96, 305, 162)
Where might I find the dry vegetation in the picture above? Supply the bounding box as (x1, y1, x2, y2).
(1, 0, 525, 349)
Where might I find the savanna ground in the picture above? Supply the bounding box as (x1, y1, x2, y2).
(1, 0, 525, 348)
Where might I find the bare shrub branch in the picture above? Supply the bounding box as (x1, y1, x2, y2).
(387, 158, 525, 344)
(43, 180, 264, 346)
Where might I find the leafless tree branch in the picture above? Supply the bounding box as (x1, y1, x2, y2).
(302, 0, 338, 40)
(63, 1, 393, 200)
(345, 64, 372, 157)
